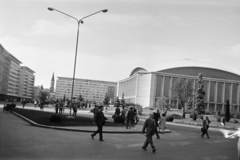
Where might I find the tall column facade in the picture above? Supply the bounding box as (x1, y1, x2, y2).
(169, 76, 173, 106)
(237, 84, 240, 112)
(207, 81, 211, 110)
(135, 74, 139, 104)
(161, 76, 165, 97)
(214, 82, 218, 111)
(222, 83, 226, 112)
(230, 83, 233, 111)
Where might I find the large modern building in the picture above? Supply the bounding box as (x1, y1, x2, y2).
(7, 53, 22, 98)
(0, 44, 35, 101)
(18, 66, 35, 100)
(55, 77, 117, 103)
(0, 44, 10, 98)
(117, 59, 240, 112)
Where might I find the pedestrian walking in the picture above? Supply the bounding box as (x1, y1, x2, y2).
(115, 106, 121, 116)
(91, 106, 107, 141)
(153, 110, 160, 139)
(142, 113, 157, 153)
(201, 116, 210, 138)
(34, 100, 37, 108)
(92, 105, 99, 123)
(126, 107, 134, 129)
(159, 113, 166, 134)
(22, 99, 26, 108)
(55, 101, 59, 114)
(40, 101, 44, 111)
(221, 116, 226, 126)
(121, 106, 128, 123)
(133, 108, 139, 129)
(73, 103, 78, 117)
(59, 101, 64, 114)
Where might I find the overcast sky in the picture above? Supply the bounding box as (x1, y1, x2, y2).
(1, 0, 240, 88)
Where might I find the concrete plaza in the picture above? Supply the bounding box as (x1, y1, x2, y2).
(0, 104, 238, 160)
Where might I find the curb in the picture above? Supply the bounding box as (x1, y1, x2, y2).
(12, 111, 171, 134)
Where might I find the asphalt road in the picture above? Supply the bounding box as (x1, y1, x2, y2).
(0, 109, 238, 160)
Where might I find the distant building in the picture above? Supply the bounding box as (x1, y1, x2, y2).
(117, 59, 240, 112)
(18, 66, 35, 100)
(6, 52, 22, 100)
(0, 44, 35, 101)
(55, 77, 117, 103)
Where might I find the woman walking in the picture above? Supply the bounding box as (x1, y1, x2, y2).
(159, 113, 166, 134)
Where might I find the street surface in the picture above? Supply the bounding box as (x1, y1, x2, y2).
(0, 107, 238, 160)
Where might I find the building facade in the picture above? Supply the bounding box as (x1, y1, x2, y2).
(55, 77, 117, 103)
(117, 60, 240, 112)
(0, 44, 11, 99)
(18, 66, 35, 100)
(0, 44, 35, 101)
(6, 52, 22, 100)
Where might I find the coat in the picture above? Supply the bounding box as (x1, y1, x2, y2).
(95, 111, 107, 126)
(142, 118, 156, 136)
(202, 119, 208, 129)
(126, 110, 135, 120)
(159, 116, 166, 129)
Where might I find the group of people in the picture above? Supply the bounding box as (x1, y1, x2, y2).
(54, 101, 79, 116)
(90, 105, 168, 153)
(114, 106, 140, 129)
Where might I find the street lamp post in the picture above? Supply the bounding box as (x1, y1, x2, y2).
(48, 7, 108, 115)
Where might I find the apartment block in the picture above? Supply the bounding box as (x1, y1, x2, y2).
(19, 66, 35, 99)
(0, 44, 10, 98)
(7, 54, 22, 97)
(55, 77, 117, 103)
(0, 44, 35, 101)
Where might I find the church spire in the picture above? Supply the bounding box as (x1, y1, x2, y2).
(50, 72, 55, 93)
(51, 72, 55, 81)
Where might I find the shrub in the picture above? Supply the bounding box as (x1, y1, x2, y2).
(192, 112, 197, 121)
(166, 114, 182, 122)
(50, 115, 62, 123)
(114, 115, 125, 124)
(166, 115, 174, 122)
(205, 110, 215, 115)
(172, 114, 182, 119)
(190, 112, 194, 118)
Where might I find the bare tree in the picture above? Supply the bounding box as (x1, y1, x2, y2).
(173, 78, 194, 118)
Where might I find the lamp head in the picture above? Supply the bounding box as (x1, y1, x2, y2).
(102, 9, 108, 13)
(48, 7, 54, 11)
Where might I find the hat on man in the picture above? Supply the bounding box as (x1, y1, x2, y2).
(99, 105, 104, 109)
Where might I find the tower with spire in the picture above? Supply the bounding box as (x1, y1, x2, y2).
(50, 72, 55, 93)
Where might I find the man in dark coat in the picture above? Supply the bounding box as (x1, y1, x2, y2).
(154, 110, 161, 139)
(115, 106, 120, 116)
(126, 107, 134, 129)
(142, 113, 157, 153)
(91, 106, 107, 141)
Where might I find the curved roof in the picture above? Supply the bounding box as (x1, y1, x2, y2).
(129, 67, 147, 77)
(130, 59, 240, 80)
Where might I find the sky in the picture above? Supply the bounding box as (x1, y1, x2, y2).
(1, 0, 240, 88)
